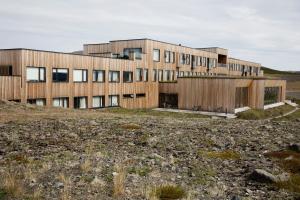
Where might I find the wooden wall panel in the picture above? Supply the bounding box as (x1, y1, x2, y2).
(0, 76, 21, 100)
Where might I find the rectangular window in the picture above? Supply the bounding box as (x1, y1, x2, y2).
(109, 71, 120, 82)
(179, 71, 184, 77)
(92, 96, 105, 108)
(264, 87, 280, 105)
(180, 53, 185, 64)
(165, 70, 171, 81)
(27, 98, 46, 106)
(170, 52, 175, 63)
(186, 55, 190, 65)
(136, 93, 146, 98)
(0, 65, 13, 76)
(143, 69, 148, 82)
(93, 70, 105, 82)
(165, 51, 171, 63)
(73, 69, 87, 82)
(109, 95, 119, 107)
(123, 94, 134, 99)
(152, 69, 157, 82)
(53, 97, 68, 108)
(26, 67, 45, 82)
(158, 70, 163, 81)
(136, 68, 143, 81)
(123, 71, 133, 83)
(74, 97, 87, 109)
(153, 49, 160, 62)
(124, 48, 142, 60)
(53, 68, 68, 82)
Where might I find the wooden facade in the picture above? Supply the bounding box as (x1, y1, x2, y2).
(0, 38, 286, 112)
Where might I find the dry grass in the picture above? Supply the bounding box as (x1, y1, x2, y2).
(1, 171, 24, 198)
(31, 188, 42, 200)
(265, 151, 300, 174)
(113, 164, 127, 197)
(80, 159, 92, 173)
(121, 123, 141, 130)
(200, 150, 241, 160)
(58, 174, 71, 200)
(276, 174, 300, 193)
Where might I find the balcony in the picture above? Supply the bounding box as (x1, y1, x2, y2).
(218, 63, 228, 68)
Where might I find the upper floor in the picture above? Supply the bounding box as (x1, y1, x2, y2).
(83, 38, 262, 77)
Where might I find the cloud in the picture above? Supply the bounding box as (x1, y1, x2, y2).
(0, 0, 299, 70)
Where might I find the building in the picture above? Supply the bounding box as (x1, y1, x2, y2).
(0, 38, 286, 113)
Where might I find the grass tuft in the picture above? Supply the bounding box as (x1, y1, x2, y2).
(1, 172, 24, 198)
(276, 174, 300, 193)
(200, 150, 241, 160)
(113, 164, 127, 197)
(155, 185, 186, 200)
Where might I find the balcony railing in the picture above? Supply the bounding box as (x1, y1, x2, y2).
(218, 63, 228, 68)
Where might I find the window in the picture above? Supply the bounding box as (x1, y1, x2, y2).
(158, 70, 163, 81)
(136, 93, 146, 98)
(53, 68, 68, 82)
(109, 95, 119, 107)
(93, 70, 105, 82)
(153, 49, 160, 62)
(123, 94, 134, 99)
(180, 54, 185, 64)
(53, 97, 68, 108)
(186, 55, 190, 65)
(264, 87, 280, 105)
(202, 57, 206, 67)
(179, 71, 184, 77)
(27, 99, 46, 106)
(73, 69, 87, 82)
(27, 67, 45, 82)
(92, 96, 105, 108)
(123, 71, 133, 83)
(74, 97, 87, 109)
(170, 52, 175, 63)
(0, 65, 12, 76)
(109, 71, 120, 82)
(152, 69, 157, 82)
(136, 68, 143, 81)
(164, 70, 171, 81)
(170, 71, 175, 81)
(124, 48, 142, 60)
(144, 69, 148, 82)
(165, 51, 171, 63)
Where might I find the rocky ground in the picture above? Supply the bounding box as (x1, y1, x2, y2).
(0, 100, 299, 200)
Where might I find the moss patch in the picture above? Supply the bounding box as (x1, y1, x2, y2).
(155, 185, 186, 200)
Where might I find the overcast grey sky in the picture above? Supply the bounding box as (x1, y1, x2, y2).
(0, 0, 299, 71)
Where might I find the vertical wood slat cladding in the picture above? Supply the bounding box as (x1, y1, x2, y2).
(0, 76, 21, 100)
(159, 77, 286, 113)
(0, 49, 158, 109)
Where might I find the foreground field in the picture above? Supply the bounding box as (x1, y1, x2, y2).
(0, 101, 299, 200)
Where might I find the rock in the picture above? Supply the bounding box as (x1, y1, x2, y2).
(91, 176, 105, 187)
(276, 173, 290, 182)
(55, 182, 64, 188)
(231, 196, 242, 200)
(249, 169, 277, 183)
(288, 143, 300, 152)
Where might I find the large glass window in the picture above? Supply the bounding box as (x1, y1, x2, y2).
(93, 70, 105, 82)
(109, 95, 119, 107)
(109, 71, 120, 82)
(158, 70, 163, 81)
(73, 69, 87, 82)
(26, 67, 45, 82)
(124, 48, 142, 60)
(180, 54, 185, 65)
(53, 97, 68, 108)
(74, 97, 87, 109)
(92, 96, 105, 108)
(0, 65, 12, 76)
(136, 68, 143, 82)
(123, 71, 133, 83)
(264, 87, 280, 105)
(27, 98, 46, 106)
(153, 49, 160, 62)
(170, 52, 175, 63)
(53, 68, 68, 82)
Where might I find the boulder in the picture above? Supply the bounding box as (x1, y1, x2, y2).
(249, 169, 277, 183)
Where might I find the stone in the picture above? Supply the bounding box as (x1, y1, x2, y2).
(249, 169, 277, 183)
(288, 143, 300, 152)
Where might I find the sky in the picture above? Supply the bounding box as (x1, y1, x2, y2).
(0, 0, 299, 71)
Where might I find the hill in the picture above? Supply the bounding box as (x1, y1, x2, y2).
(261, 66, 299, 75)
